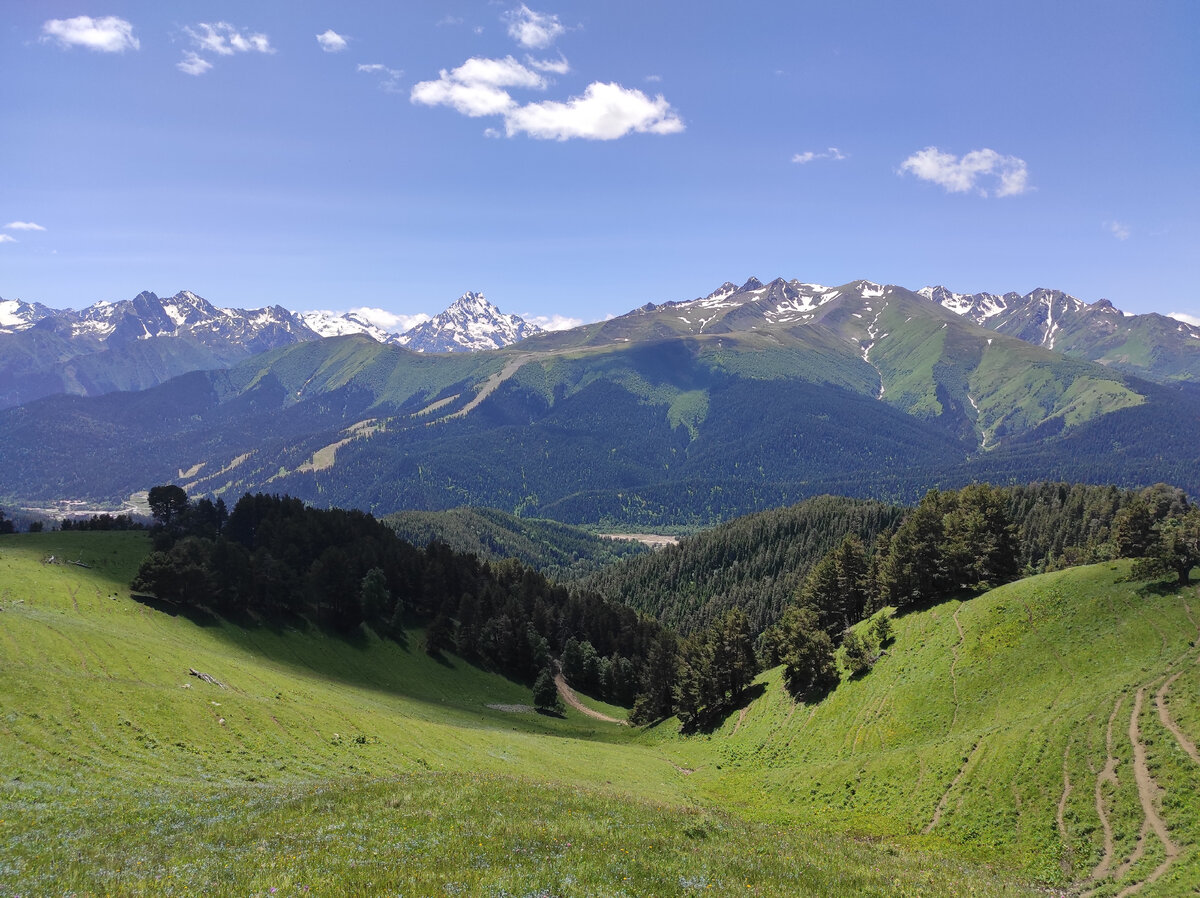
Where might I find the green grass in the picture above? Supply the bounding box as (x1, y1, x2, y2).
(695, 563, 1200, 895)
(8, 536, 1197, 895)
(0, 532, 1030, 896)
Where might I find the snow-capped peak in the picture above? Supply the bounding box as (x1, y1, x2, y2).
(0, 297, 59, 332)
(399, 292, 542, 353)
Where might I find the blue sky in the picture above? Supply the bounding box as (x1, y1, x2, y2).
(3, 1, 1197, 329)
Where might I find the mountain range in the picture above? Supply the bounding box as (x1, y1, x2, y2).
(3, 275, 1198, 524)
(0, 289, 539, 409)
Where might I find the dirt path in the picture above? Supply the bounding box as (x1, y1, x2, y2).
(731, 707, 748, 735)
(923, 740, 981, 834)
(1113, 686, 1179, 898)
(1155, 673, 1199, 763)
(948, 603, 966, 731)
(553, 669, 628, 726)
(1056, 743, 1073, 877)
(1088, 695, 1124, 884)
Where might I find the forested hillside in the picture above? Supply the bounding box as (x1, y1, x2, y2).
(131, 488, 666, 709)
(583, 496, 904, 636)
(382, 506, 646, 579)
(588, 482, 1175, 639)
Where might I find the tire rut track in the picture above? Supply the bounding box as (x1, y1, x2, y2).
(1087, 695, 1124, 885)
(922, 739, 982, 834)
(949, 602, 966, 731)
(1155, 673, 1199, 763)
(1112, 685, 1179, 898)
(1056, 742, 1073, 878)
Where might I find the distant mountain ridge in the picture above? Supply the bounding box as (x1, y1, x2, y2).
(5, 274, 1200, 525)
(0, 289, 539, 409)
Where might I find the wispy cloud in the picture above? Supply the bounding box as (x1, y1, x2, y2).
(42, 15, 139, 53)
(526, 54, 570, 74)
(1168, 312, 1200, 327)
(899, 147, 1030, 197)
(412, 56, 545, 116)
(526, 313, 583, 331)
(358, 63, 404, 93)
(505, 5, 566, 49)
(644, 74, 662, 83)
(0, 235, 16, 244)
(316, 29, 348, 53)
(1106, 220, 1131, 241)
(177, 52, 213, 76)
(505, 82, 684, 140)
(184, 22, 273, 56)
(792, 147, 846, 164)
(437, 16, 465, 27)
(4, 222, 46, 231)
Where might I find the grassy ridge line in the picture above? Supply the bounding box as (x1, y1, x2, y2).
(692, 563, 1200, 894)
(0, 532, 1030, 896)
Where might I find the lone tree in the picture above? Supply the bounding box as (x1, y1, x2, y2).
(532, 666, 563, 714)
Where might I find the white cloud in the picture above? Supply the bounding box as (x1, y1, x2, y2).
(177, 52, 213, 76)
(526, 54, 570, 74)
(526, 313, 583, 331)
(792, 147, 846, 164)
(644, 74, 662, 83)
(505, 5, 565, 49)
(1106, 220, 1131, 241)
(4, 222, 46, 231)
(358, 63, 404, 93)
(504, 82, 684, 140)
(316, 30, 348, 53)
(899, 147, 1030, 197)
(1168, 312, 1200, 327)
(184, 22, 273, 57)
(348, 308, 431, 332)
(0, 235, 16, 244)
(411, 56, 545, 117)
(42, 16, 139, 53)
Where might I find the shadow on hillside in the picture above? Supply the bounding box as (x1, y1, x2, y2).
(130, 593, 220, 628)
(682, 682, 767, 735)
(1136, 578, 1186, 598)
(891, 588, 980, 620)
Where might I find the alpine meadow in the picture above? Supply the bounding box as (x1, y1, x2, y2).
(3, 2, 1199, 897)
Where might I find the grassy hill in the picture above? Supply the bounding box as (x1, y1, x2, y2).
(3, 532, 1198, 895)
(691, 563, 1200, 896)
(0, 532, 1028, 896)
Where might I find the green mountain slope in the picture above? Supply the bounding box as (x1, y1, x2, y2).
(0, 280, 1195, 525)
(0, 531, 1029, 896)
(696, 563, 1200, 894)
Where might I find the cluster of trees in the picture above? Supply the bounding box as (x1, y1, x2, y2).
(131, 486, 668, 709)
(669, 608, 757, 729)
(60, 513, 146, 531)
(0, 509, 13, 535)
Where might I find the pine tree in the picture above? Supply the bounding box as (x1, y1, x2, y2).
(532, 667, 562, 714)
